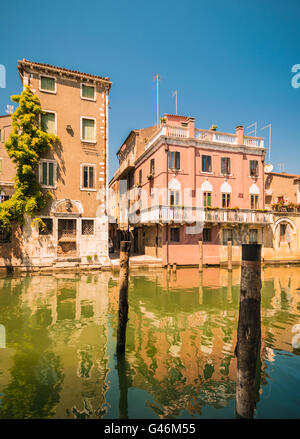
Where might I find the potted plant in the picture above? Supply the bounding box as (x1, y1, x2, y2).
(87, 255, 92, 263)
(160, 117, 166, 124)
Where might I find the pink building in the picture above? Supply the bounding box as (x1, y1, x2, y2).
(109, 114, 273, 266)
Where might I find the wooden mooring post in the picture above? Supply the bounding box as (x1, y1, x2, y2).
(235, 244, 262, 419)
(198, 239, 203, 271)
(116, 241, 131, 353)
(228, 240, 232, 271)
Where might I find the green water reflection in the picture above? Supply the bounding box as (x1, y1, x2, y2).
(0, 266, 299, 419)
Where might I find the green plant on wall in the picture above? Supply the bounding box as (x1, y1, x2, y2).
(0, 86, 59, 230)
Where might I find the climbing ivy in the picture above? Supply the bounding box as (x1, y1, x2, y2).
(0, 86, 59, 230)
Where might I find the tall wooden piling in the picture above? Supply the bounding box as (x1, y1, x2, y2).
(116, 352, 128, 419)
(198, 239, 203, 271)
(235, 244, 262, 419)
(228, 240, 232, 271)
(116, 241, 131, 353)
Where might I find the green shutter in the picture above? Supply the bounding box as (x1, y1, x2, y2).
(82, 119, 95, 141)
(82, 84, 95, 99)
(42, 162, 48, 185)
(41, 113, 55, 134)
(48, 162, 54, 186)
(89, 166, 94, 188)
(41, 76, 55, 92)
(208, 193, 211, 207)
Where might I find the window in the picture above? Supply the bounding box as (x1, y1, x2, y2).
(169, 151, 180, 169)
(249, 229, 258, 244)
(41, 112, 56, 134)
(150, 158, 155, 175)
(250, 194, 259, 209)
(203, 192, 211, 207)
(170, 228, 180, 242)
(221, 157, 230, 174)
(82, 165, 95, 189)
(170, 190, 180, 206)
(81, 84, 95, 100)
(250, 160, 259, 177)
(203, 228, 211, 242)
(139, 169, 142, 185)
(0, 229, 11, 244)
(81, 118, 96, 142)
(82, 219, 94, 235)
(0, 129, 4, 143)
(0, 190, 10, 203)
(39, 218, 53, 235)
(202, 155, 212, 172)
(222, 193, 231, 208)
(280, 224, 287, 242)
(223, 228, 233, 245)
(39, 160, 56, 187)
(40, 76, 56, 93)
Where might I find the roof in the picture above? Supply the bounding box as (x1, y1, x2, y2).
(269, 171, 300, 179)
(116, 125, 158, 156)
(17, 59, 112, 89)
(0, 115, 11, 119)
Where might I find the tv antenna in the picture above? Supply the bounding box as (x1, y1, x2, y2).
(172, 90, 178, 115)
(153, 74, 161, 126)
(278, 163, 285, 172)
(261, 123, 272, 163)
(6, 105, 14, 115)
(247, 121, 257, 137)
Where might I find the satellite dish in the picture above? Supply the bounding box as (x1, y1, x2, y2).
(264, 164, 273, 173)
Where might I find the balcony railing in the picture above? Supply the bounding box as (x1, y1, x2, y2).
(131, 206, 273, 225)
(144, 125, 264, 152)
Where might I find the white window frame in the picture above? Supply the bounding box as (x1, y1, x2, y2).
(40, 110, 57, 135)
(39, 159, 57, 189)
(80, 163, 96, 191)
(80, 116, 96, 143)
(80, 83, 96, 102)
(39, 74, 57, 94)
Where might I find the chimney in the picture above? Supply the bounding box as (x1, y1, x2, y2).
(236, 125, 244, 144)
(187, 117, 195, 138)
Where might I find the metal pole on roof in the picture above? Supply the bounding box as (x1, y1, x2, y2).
(261, 124, 272, 163)
(172, 90, 178, 115)
(153, 74, 161, 125)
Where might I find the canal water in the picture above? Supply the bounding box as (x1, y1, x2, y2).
(0, 266, 299, 419)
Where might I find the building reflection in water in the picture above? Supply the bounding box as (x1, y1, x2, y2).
(0, 265, 299, 418)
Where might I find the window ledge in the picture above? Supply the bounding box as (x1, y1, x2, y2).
(41, 185, 56, 189)
(81, 139, 97, 144)
(201, 171, 214, 175)
(80, 188, 97, 192)
(81, 97, 97, 102)
(39, 88, 57, 95)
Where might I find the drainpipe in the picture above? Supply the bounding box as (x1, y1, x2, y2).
(165, 145, 169, 266)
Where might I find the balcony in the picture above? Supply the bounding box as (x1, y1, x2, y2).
(132, 206, 273, 225)
(144, 125, 264, 152)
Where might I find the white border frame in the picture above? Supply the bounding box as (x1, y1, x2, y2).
(39, 159, 57, 189)
(80, 163, 97, 191)
(39, 74, 57, 94)
(80, 116, 97, 143)
(80, 83, 96, 102)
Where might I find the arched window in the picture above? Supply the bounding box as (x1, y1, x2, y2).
(249, 183, 260, 209)
(221, 181, 232, 208)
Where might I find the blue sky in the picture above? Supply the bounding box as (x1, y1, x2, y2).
(1, 0, 299, 177)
